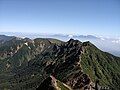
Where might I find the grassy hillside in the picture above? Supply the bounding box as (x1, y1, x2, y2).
(81, 41, 120, 89)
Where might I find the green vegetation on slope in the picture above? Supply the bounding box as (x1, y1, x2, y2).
(81, 41, 120, 89)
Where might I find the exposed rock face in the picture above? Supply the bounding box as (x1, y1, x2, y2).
(35, 39, 95, 90)
(36, 76, 57, 90)
(36, 75, 71, 90)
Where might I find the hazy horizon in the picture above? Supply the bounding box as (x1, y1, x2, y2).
(1, 31, 120, 39)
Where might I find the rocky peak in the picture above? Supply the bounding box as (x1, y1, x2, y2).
(66, 39, 82, 47)
(10, 37, 23, 41)
(36, 75, 57, 90)
(23, 38, 32, 42)
(36, 75, 72, 90)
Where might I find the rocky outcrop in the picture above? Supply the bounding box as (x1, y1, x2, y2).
(36, 75, 71, 90)
(35, 39, 95, 90)
(36, 76, 57, 90)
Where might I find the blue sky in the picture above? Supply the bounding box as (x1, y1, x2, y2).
(0, 0, 120, 37)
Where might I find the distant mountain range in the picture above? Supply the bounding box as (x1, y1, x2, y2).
(0, 34, 120, 90)
(0, 33, 120, 57)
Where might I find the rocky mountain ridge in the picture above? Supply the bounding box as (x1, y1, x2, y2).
(0, 36, 120, 90)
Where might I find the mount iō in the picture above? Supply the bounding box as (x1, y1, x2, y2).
(0, 35, 120, 90)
